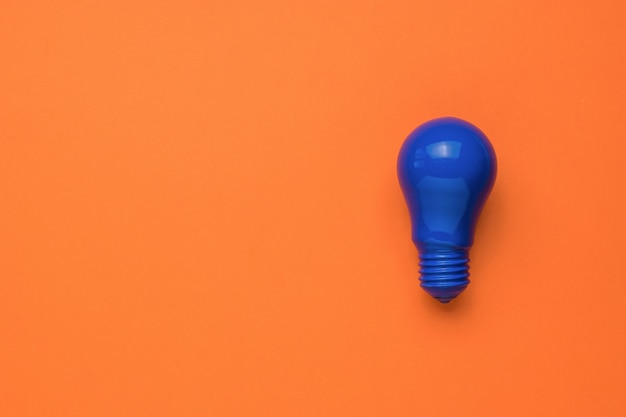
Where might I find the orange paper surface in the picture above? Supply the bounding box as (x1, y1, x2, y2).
(1, 1, 626, 416)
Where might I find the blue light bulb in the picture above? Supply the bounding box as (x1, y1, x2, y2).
(397, 117, 497, 303)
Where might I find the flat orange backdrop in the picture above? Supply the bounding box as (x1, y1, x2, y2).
(2, 1, 626, 416)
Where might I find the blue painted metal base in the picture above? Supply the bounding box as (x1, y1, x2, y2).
(418, 248, 469, 303)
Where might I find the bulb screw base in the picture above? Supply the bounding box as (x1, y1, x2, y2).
(418, 249, 470, 303)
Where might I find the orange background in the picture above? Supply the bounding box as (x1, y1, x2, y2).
(1, 1, 626, 416)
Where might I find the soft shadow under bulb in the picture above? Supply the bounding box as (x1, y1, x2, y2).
(397, 117, 497, 303)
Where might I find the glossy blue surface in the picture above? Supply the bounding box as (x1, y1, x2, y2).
(397, 117, 497, 303)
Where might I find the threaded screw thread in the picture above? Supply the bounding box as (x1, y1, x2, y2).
(419, 249, 470, 303)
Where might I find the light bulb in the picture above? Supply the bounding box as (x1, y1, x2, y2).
(397, 117, 497, 303)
